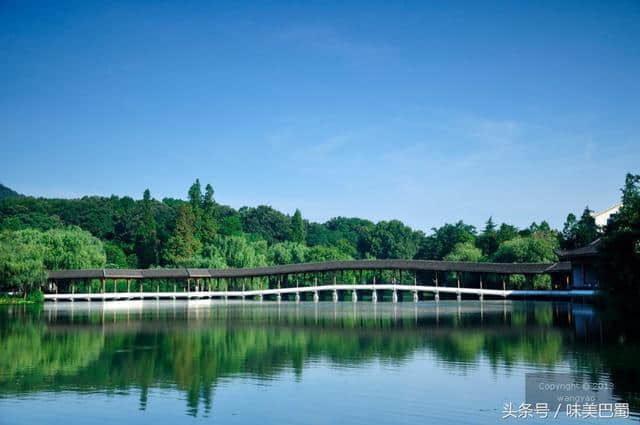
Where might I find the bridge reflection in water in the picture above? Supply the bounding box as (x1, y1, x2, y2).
(45, 259, 592, 302)
(4, 300, 637, 421)
(40, 300, 593, 333)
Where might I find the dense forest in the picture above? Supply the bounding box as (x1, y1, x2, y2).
(0, 174, 638, 296)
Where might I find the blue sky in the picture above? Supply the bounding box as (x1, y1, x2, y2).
(1, 1, 639, 232)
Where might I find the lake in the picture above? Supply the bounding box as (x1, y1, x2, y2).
(0, 300, 638, 424)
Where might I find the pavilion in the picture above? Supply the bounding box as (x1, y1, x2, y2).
(556, 239, 601, 288)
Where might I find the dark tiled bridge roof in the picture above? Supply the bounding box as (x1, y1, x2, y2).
(47, 259, 570, 280)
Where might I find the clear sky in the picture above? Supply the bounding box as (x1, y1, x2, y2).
(1, 1, 639, 232)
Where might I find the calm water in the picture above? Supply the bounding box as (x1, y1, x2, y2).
(0, 300, 638, 424)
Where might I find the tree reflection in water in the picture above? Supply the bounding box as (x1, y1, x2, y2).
(0, 301, 638, 417)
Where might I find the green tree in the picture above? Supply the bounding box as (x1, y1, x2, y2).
(199, 243, 227, 268)
(0, 230, 46, 295)
(496, 223, 519, 243)
(598, 173, 640, 304)
(188, 179, 203, 240)
(41, 227, 107, 270)
(176, 243, 227, 269)
(306, 245, 352, 262)
(291, 209, 305, 243)
(215, 236, 268, 269)
(322, 217, 374, 258)
(561, 213, 577, 246)
(493, 234, 557, 263)
(0, 211, 63, 231)
(444, 241, 483, 262)
(163, 205, 201, 264)
(415, 221, 476, 260)
(362, 220, 421, 259)
(188, 179, 203, 214)
(334, 238, 358, 258)
(560, 207, 599, 249)
(476, 217, 499, 257)
(135, 189, 159, 267)
(0, 227, 105, 295)
(201, 184, 217, 245)
(268, 241, 308, 265)
(104, 241, 128, 268)
(239, 205, 291, 244)
(219, 215, 243, 236)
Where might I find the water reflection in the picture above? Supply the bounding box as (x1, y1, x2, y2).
(0, 301, 638, 420)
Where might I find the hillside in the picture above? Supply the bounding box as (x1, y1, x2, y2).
(0, 184, 20, 200)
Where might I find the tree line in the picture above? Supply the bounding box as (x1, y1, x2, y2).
(0, 173, 637, 296)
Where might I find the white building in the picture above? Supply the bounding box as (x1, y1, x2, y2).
(591, 202, 622, 227)
(556, 202, 623, 288)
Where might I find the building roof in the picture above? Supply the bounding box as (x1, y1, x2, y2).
(556, 238, 601, 259)
(592, 202, 622, 218)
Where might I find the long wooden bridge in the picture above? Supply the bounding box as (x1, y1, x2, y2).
(44, 259, 595, 302)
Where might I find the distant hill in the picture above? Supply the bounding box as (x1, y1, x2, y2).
(0, 183, 21, 200)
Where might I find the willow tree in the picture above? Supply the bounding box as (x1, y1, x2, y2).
(0, 227, 105, 295)
(0, 230, 46, 295)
